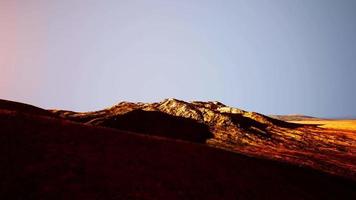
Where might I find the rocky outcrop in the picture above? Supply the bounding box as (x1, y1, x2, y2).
(51, 98, 356, 180)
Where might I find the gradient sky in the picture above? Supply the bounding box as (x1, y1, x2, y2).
(1, 0, 356, 118)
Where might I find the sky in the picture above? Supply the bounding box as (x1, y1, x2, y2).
(1, 0, 356, 118)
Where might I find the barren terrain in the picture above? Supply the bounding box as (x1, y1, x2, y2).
(52, 98, 356, 180)
(1, 99, 355, 199)
(290, 120, 356, 131)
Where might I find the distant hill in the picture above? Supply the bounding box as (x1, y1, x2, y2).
(269, 114, 320, 121)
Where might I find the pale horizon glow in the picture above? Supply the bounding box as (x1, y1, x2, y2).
(1, 0, 356, 118)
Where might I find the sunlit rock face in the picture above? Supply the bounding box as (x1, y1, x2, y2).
(51, 99, 356, 180)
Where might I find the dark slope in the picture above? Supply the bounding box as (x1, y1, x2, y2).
(0, 99, 53, 117)
(1, 110, 355, 200)
(98, 110, 213, 143)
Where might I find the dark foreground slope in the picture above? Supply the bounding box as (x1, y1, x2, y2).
(0, 99, 53, 116)
(1, 106, 356, 199)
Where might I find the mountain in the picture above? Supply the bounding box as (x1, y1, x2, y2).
(51, 98, 356, 180)
(1, 99, 355, 199)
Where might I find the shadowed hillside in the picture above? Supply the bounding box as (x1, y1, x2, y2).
(0, 99, 53, 117)
(97, 110, 213, 143)
(1, 102, 356, 199)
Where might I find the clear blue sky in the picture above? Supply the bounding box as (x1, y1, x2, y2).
(1, 0, 356, 118)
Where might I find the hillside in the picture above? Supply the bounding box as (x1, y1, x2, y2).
(1, 100, 355, 199)
(0, 99, 54, 117)
(52, 98, 356, 180)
